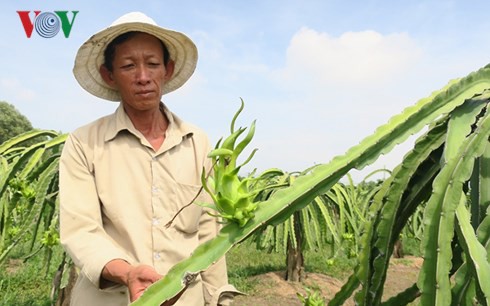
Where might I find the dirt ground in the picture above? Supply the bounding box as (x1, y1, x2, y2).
(233, 256, 423, 306)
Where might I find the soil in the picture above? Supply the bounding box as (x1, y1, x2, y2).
(233, 256, 423, 306)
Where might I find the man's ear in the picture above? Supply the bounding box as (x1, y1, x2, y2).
(164, 60, 175, 81)
(99, 65, 117, 89)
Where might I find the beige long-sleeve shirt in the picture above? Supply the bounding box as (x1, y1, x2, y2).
(59, 103, 234, 305)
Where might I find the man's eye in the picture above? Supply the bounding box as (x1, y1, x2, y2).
(120, 64, 134, 69)
(148, 62, 161, 66)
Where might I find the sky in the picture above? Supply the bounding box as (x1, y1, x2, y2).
(2, 0, 490, 181)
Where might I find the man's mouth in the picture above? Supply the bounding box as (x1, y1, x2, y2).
(136, 90, 154, 97)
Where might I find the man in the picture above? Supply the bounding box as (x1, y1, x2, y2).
(59, 12, 237, 305)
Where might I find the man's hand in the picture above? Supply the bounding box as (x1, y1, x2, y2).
(101, 260, 162, 302)
(126, 264, 162, 302)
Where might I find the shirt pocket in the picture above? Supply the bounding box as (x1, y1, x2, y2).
(172, 182, 207, 234)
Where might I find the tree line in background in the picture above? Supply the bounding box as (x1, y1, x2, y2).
(0, 101, 34, 144)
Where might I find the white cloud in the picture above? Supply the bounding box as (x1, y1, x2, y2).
(276, 27, 422, 87)
(236, 28, 428, 181)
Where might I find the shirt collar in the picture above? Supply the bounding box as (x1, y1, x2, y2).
(104, 102, 195, 144)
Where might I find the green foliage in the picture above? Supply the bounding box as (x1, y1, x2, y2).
(332, 89, 490, 305)
(0, 130, 67, 265)
(0, 101, 34, 144)
(416, 98, 490, 305)
(297, 287, 326, 306)
(0, 130, 68, 305)
(324, 171, 387, 259)
(135, 64, 490, 305)
(0, 244, 64, 306)
(252, 169, 387, 276)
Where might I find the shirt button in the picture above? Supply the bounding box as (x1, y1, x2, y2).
(152, 186, 158, 193)
(154, 252, 161, 260)
(152, 218, 160, 226)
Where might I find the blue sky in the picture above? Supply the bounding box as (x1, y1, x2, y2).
(2, 1, 490, 180)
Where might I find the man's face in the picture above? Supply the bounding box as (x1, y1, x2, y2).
(102, 32, 174, 111)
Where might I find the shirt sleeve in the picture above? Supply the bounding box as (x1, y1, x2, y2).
(59, 134, 133, 289)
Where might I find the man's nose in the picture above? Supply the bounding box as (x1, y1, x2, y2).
(135, 66, 151, 83)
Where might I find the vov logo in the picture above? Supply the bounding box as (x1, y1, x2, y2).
(17, 11, 79, 38)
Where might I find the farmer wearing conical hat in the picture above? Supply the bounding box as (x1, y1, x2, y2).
(59, 12, 239, 305)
